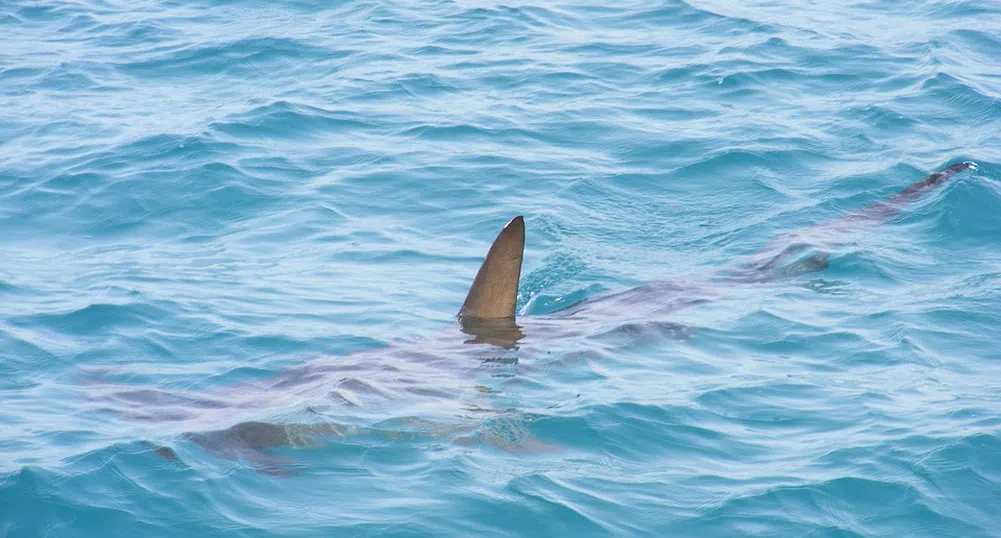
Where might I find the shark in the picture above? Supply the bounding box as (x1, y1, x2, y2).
(86, 161, 976, 474)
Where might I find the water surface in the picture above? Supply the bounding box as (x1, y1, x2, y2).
(2, 0, 1001, 536)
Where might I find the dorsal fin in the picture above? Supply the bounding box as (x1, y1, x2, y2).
(458, 216, 525, 320)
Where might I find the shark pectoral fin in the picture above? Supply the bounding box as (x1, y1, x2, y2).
(458, 216, 525, 320)
(781, 251, 830, 276)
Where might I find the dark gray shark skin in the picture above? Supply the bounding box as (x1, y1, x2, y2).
(90, 162, 975, 473)
(724, 161, 976, 282)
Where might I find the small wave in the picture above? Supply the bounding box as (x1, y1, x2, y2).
(210, 101, 378, 141)
(8, 302, 171, 336)
(116, 37, 330, 78)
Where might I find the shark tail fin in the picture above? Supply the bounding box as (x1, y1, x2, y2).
(845, 161, 977, 224)
(458, 216, 525, 320)
(890, 161, 976, 204)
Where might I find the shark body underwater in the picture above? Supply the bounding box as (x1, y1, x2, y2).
(88, 162, 976, 474)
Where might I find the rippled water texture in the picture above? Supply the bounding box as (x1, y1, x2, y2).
(3, 0, 1001, 536)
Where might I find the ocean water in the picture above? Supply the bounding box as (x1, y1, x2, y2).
(2, 0, 1001, 535)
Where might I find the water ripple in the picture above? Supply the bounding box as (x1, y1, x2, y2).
(2, 0, 1001, 536)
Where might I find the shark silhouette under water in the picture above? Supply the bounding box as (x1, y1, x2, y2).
(88, 161, 975, 474)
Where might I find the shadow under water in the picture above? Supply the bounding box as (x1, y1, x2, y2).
(80, 162, 977, 475)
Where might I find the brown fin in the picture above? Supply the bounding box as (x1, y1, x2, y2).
(458, 216, 525, 320)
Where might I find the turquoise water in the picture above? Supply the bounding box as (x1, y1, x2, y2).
(3, 0, 1001, 535)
